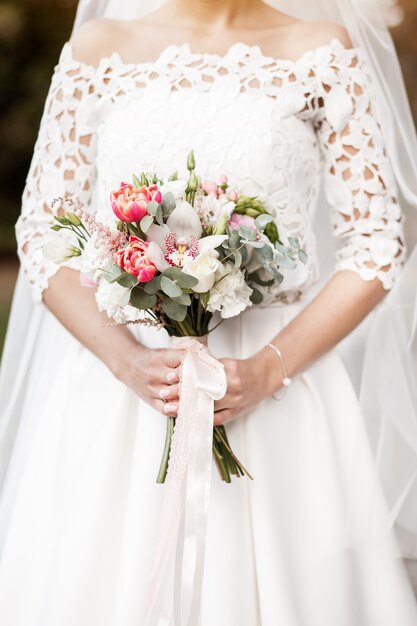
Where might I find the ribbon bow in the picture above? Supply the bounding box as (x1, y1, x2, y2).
(145, 336, 227, 626)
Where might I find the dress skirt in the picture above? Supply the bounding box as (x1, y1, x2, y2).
(0, 297, 416, 626)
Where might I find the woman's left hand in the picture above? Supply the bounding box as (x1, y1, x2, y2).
(213, 347, 280, 426)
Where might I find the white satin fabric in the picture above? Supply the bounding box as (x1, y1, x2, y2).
(69, 0, 417, 559)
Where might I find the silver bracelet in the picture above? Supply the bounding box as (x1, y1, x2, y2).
(266, 343, 292, 401)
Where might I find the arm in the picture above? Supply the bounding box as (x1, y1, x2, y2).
(16, 32, 183, 415)
(214, 38, 406, 424)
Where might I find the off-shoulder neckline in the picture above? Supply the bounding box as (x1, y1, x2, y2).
(61, 37, 358, 73)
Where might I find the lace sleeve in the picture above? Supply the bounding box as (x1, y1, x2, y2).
(15, 44, 98, 303)
(313, 41, 406, 290)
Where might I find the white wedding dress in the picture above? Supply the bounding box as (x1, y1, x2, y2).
(1, 36, 417, 625)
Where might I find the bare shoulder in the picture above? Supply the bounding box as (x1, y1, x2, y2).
(289, 20, 353, 55)
(69, 18, 130, 66)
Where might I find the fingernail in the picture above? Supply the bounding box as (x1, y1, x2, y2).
(164, 403, 176, 414)
(159, 388, 170, 399)
(167, 371, 177, 382)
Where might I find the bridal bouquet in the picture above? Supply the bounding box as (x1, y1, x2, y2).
(46, 151, 307, 483)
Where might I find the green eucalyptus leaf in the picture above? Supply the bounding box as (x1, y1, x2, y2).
(255, 245, 274, 264)
(155, 206, 164, 225)
(161, 192, 176, 216)
(140, 215, 154, 233)
(243, 240, 265, 249)
(238, 226, 256, 241)
(255, 214, 273, 230)
(130, 288, 157, 310)
(116, 273, 138, 288)
(161, 276, 183, 298)
(162, 298, 188, 321)
(247, 271, 275, 287)
(143, 276, 162, 294)
(288, 236, 300, 248)
(298, 249, 308, 265)
(276, 255, 297, 269)
(249, 287, 263, 305)
(233, 249, 242, 268)
(147, 201, 159, 216)
(172, 293, 191, 306)
(162, 267, 198, 289)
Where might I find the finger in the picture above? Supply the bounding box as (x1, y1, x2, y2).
(158, 384, 180, 401)
(163, 401, 179, 417)
(213, 409, 235, 427)
(159, 349, 185, 368)
(214, 394, 235, 412)
(166, 367, 181, 383)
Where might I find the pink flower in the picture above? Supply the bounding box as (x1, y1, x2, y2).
(228, 213, 257, 232)
(114, 236, 158, 282)
(111, 182, 162, 223)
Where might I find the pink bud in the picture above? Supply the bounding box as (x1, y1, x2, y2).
(219, 175, 228, 184)
(229, 190, 238, 202)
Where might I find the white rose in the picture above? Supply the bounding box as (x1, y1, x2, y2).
(43, 232, 80, 262)
(95, 278, 132, 324)
(183, 252, 221, 293)
(208, 265, 253, 319)
(159, 179, 188, 199)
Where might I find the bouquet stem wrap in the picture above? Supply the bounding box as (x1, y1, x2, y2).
(145, 337, 227, 626)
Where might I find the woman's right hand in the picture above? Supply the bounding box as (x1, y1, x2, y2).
(117, 344, 185, 418)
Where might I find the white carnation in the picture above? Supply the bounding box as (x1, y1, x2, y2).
(95, 278, 132, 324)
(208, 265, 253, 319)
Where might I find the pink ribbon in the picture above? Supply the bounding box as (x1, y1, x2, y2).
(145, 337, 227, 626)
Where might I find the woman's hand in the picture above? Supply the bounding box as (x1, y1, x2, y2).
(213, 347, 281, 426)
(117, 344, 185, 417)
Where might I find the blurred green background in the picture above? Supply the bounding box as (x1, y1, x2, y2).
(0, 0, 417, 355)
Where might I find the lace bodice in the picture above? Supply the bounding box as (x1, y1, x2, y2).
(16, 37, 406, 304)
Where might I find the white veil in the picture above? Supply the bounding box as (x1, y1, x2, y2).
(1, 0, 417, 561)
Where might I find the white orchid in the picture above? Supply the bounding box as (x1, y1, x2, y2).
(158, 179, 188, 199)
(146, 199, 227, 271)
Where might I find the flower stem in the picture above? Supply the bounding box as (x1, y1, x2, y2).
(156, 416, 175, 483)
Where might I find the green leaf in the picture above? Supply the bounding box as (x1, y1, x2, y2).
(161, 192, 176, 216)
(249, 287, 263, 305)
(140, 215, 154, 233)
(264, 221, 279, 244)
(130, 288, 157, 310)
(161, 276, 183, 298)
(233, 249, 242, 268)
(298, 249, 308, 265)
(109, 272, 138, 288)
(162, 298, 188, 321)
(155, 205, 164, 225)
(143, 276, 162, 294)
(247, 271, 275, 287)
(172, 293, 191, 306)
(288, 236, 300, 248)
(275, 242, 294, 255)
(147, 201, 159, 216)
(242, 240, 265, 249)
(255, 214, 273, 230)
(238, 226, 256, 241)
(276, 255, 297, 269)
(132, 174, 141, 188)
(255, 245, 274, 264)
(162, 267, 198, 289)
(51, 224, 61, 231)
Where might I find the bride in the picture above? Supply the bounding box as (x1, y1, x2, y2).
(1, 0, 417, 624)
